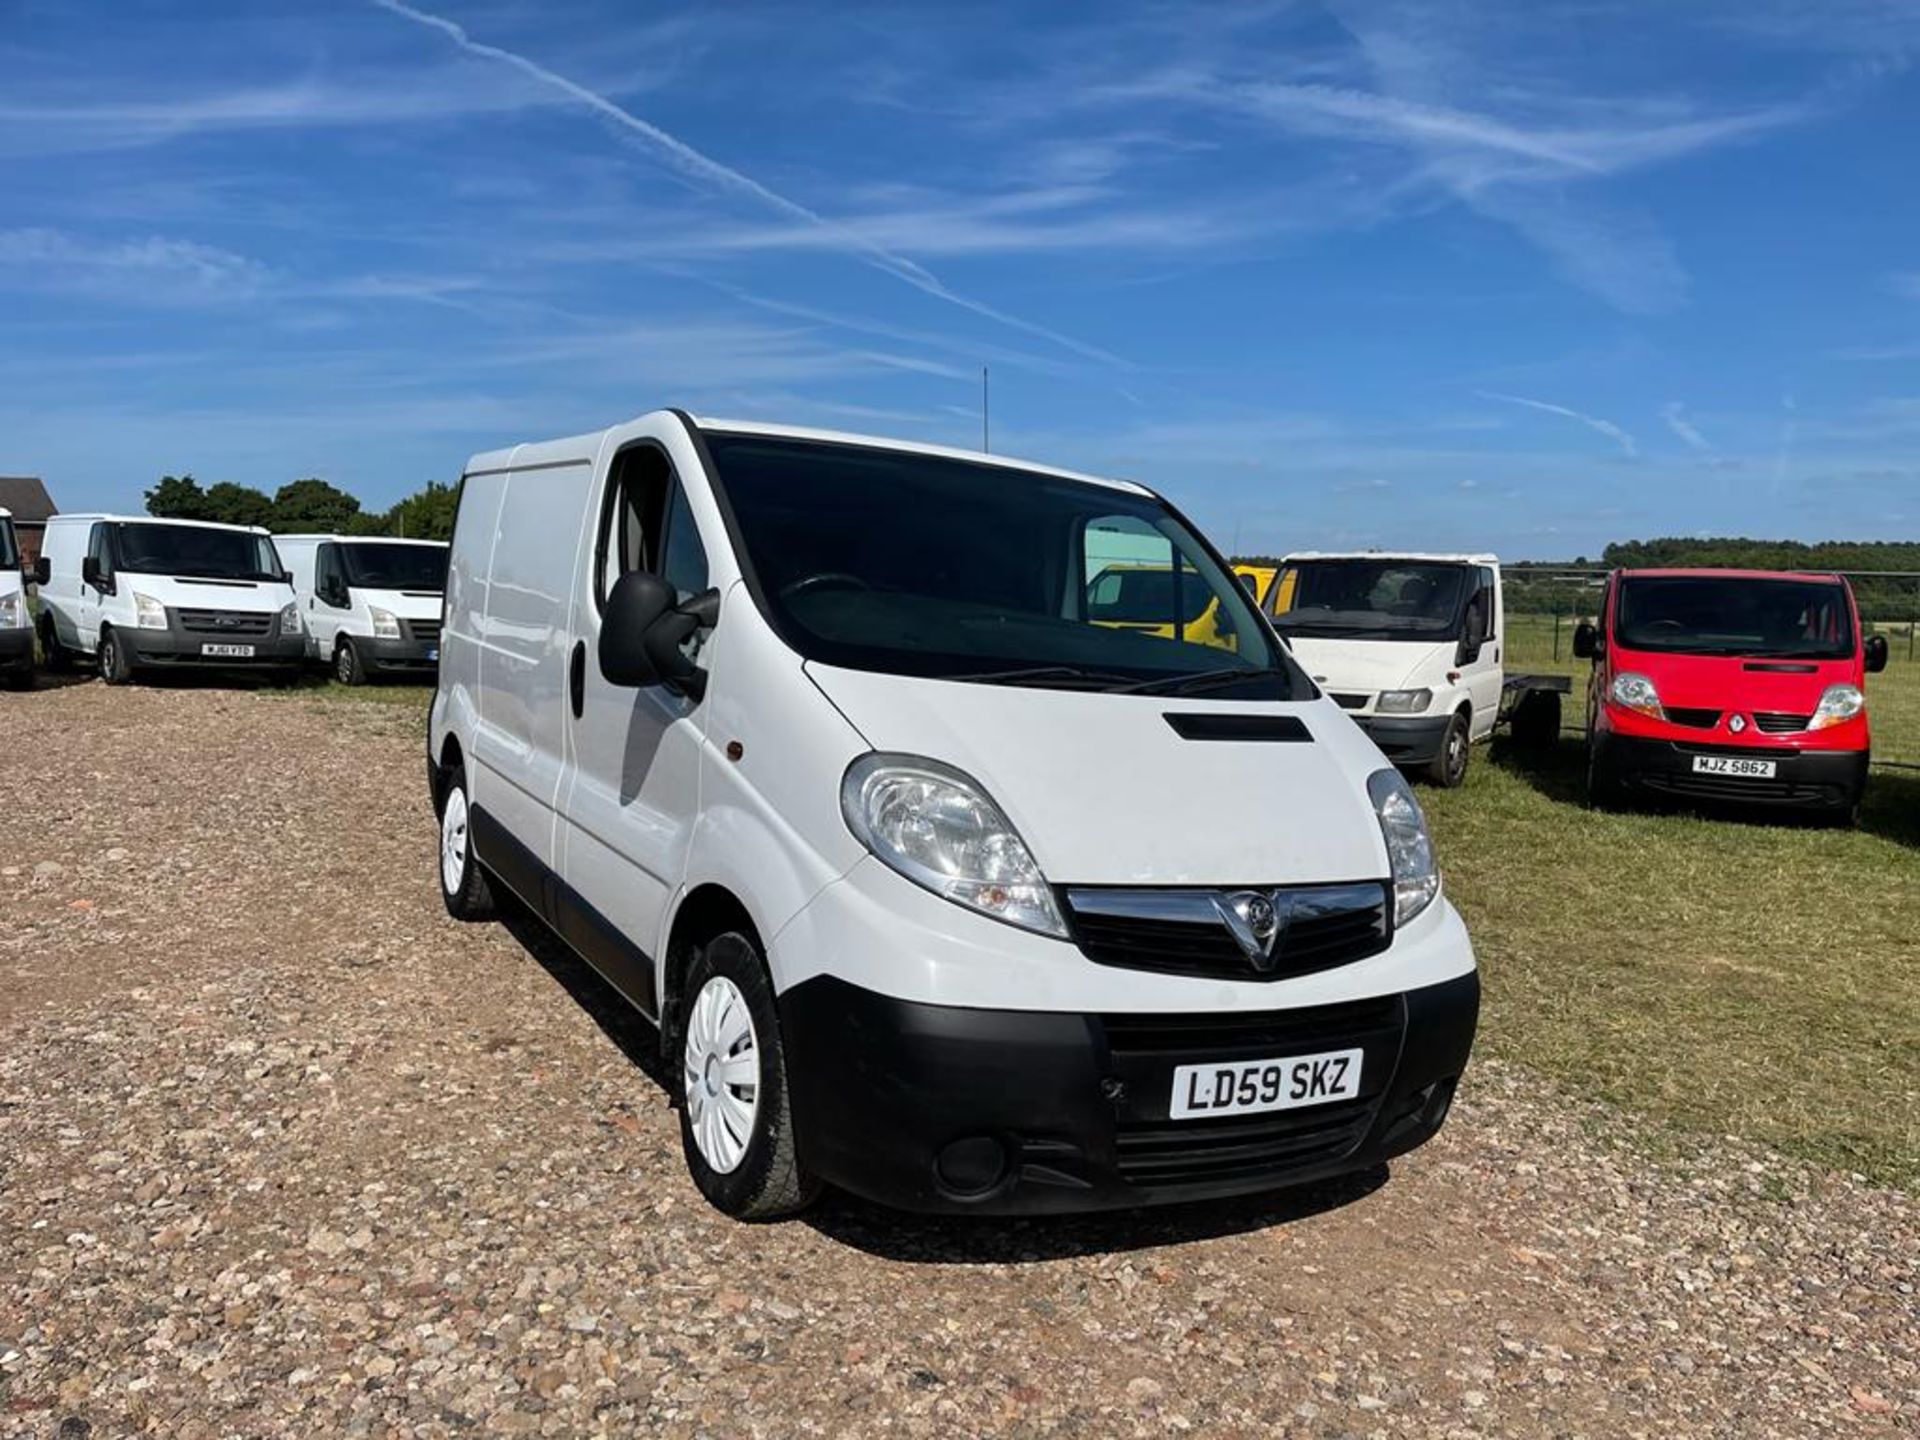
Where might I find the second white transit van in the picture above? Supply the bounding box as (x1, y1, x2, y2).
(37, 514, 303, 684)
(277, 534, 449, 683)
(428, 411, 1479, 1219)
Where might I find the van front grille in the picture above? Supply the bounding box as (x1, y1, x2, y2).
(1329, 692, 1368, 710)
(176, 609, 273, 636)
(1664, 707, 1720, 729)
(1065, 883, 1390, 983)
(404, 617, 442, 645)
(1751, 712, 1811, 734)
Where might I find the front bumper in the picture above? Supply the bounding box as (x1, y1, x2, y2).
(120, 628, 306, 668)
(363, 635, 440, 673)
(1357, 712, 1453, 767)
(779, 969, 1479, 1215)
(0, 626, 32, 671)
(1597, 731, 1869, 810)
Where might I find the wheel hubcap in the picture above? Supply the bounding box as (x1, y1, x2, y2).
(440, 787, 469, 896)
(337, 648, 351, 681)
(682, 975, 759, 1174)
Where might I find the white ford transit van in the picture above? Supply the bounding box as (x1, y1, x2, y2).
(0, 507, 32, 689)
(38, 515, 304, 683)
(277, 534, 449, 683)
(428, 412, 1479, 1219)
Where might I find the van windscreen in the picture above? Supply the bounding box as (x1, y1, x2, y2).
(341, 543, 448, 592)
(703, 433, 1306, 697)
(114, 523, 283, 583)
(1616, 576, 1854, 659)
(1271, 560, 1469, 639)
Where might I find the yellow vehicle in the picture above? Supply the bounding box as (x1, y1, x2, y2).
(1233, 563, 1278, 607)
(1085, 561, 1239, 652)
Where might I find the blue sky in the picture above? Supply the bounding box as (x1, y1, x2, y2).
(4, 0, 1919, 559)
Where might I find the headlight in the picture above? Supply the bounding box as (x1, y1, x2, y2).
(0, 592, 24, 630)
(1809, 684, 1865, 730)
(1367, 768, 1438, 927)
(1608, 671, 1664, 720)
(1375, 688, 1432, 714)
(840, 753, 1067, 939)
(368, 605, 400, 639)
(131, 591, 169, 630)
(279, 601, 303, 636)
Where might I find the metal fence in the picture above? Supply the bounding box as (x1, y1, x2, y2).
(1501, 568, 1920, 770)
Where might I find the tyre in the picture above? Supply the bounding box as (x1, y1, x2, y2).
(39, 614, 71, 673)
(1, 667, 30, 692)
(1424, 710, 1471, 787)
(437, 765, 497, 922)
(676, 931, 818, 1220)
(1586, 732, 1623, 809)
(98, 627, 135, 686)
(335, 637, 367, 686)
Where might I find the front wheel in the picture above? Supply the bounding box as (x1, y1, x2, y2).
(1424, 711, 1471, 787)
(1586, 734, 1623, 809)
(437, 766, 497, 921)
(677, 932, 818, 1220)
(39, 614, 71, 673)
(98, 627, 135, 686)
(335, 637, 368, 686)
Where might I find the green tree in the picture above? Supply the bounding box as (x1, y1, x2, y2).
(202, 481, 274, 528)
(145, 474, 210, 519)
(272, 477, 361, 534)
(384, 480, 460, 541)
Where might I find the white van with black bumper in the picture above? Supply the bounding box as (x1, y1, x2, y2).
(37, 515, 304, 684)
(277, 534, 448, 683)
(427, 412, 1479, 1219)
(0, 508, 33, 690)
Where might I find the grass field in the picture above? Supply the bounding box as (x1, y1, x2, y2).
(296, 668, 1920, 1192)
(1426, 735, 1920, 1190)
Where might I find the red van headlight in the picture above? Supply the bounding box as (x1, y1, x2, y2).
(1608, 671, 1664, 720)
(1809, 684, 1865, 731)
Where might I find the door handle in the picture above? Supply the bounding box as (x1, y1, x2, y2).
(568, 640, 586, 719)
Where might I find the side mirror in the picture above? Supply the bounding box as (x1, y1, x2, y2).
(281, 569, 295, 586)
(600, 572, 676, 687)
(646, 587, 720, 701)
(1571, 621, 1599, 660)
(30, 557, 49, 587)
(1864, 633, 1889, 675)
(80, 556, 110, 593)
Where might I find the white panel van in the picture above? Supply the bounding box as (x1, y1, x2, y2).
(428, 411, 1479, 1219)
(277, 534, 449, 683)
(0, 507, 32, 689)
(37, 515, 304, 684)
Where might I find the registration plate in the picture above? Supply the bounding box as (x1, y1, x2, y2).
(200, 643, 255, 658)
(1170, 1048, 1364, 1120)
(1691, 755, 1776, 779)
(427, 647, 439, 662)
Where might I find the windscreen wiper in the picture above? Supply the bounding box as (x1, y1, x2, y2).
(951, 665, 1139, 690)
(1116, 666, 1275, 696)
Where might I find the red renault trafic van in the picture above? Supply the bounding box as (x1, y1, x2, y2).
(1574, 569, 1889, 819)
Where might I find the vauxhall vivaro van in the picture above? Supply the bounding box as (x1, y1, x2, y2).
(277, 534, 449, 684)
(428, 411, 1479, 1219)
(37, 515, 304, 684)
(0, 507, 33, 689)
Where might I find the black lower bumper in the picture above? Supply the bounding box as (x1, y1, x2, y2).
(363, 635, 439, 673)
(0, 626, 32, 671)
(121, 630, 306, 668)
(779, 971, 1480, 1216)
(1598, 732, 1869, 810)
(1357, 713, 1452, 766)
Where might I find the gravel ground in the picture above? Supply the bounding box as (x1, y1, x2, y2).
(2, 682, 1915, 1438)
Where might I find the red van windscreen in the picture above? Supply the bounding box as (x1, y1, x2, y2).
(1616, 576, 1853, 660)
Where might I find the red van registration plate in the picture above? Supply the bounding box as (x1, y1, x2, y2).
(1691, 755, 1776, 779)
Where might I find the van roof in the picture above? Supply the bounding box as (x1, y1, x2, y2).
(464, 411, 1153, 497)
(276, 533, 447, 548)
(1282, 550, 1500, 566)
(48, 513, 272, 535)
(1615, 566, 1845, 582)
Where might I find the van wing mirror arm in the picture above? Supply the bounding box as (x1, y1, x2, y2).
(646, 587, 722, 701)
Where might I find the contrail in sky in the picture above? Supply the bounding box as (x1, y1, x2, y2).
(369, 0, 1123, 367)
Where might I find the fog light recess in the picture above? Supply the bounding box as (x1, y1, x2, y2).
(934, 1135, 1009, 1198)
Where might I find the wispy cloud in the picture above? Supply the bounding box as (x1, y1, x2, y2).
(1660, 401, 1713, 453)
(368, 0, 1123, 367)
(1476, 390, 1639, 457)
(0, 226, 268, 298)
